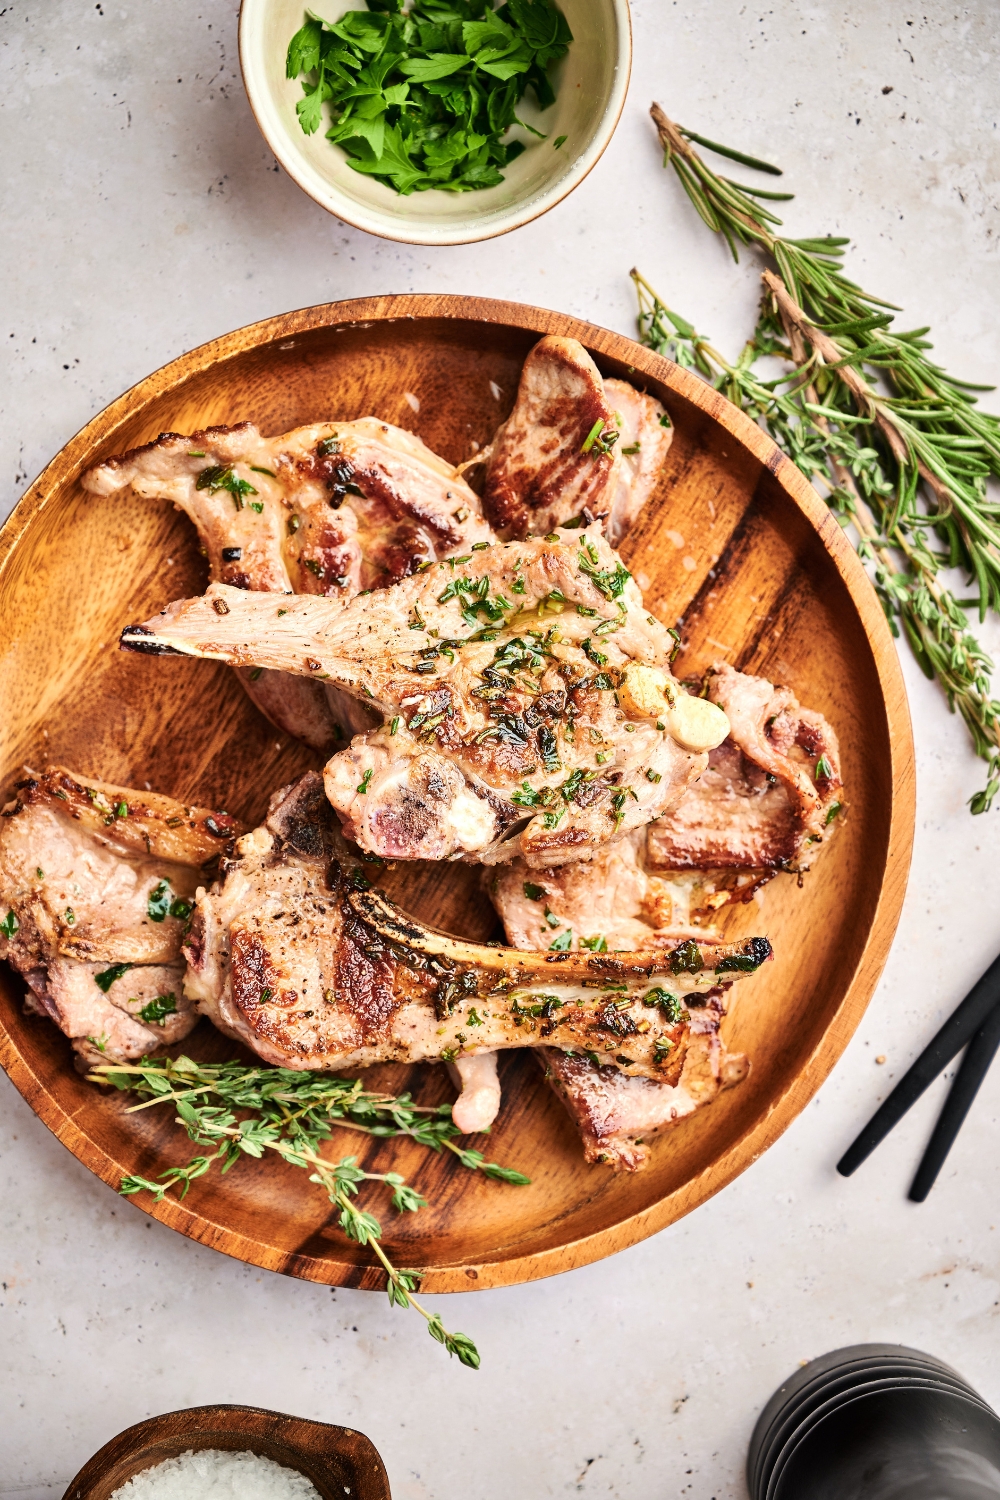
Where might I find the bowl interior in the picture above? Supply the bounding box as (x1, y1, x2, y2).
(0, 299, 912, 1292)
(238, 0, 630, 243)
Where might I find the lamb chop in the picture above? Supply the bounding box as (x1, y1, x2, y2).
(184, 775, 771, 1126)
(481, 337, 672, 544)
(82, 418, 493, 749)
(646, 662, 843, 875)
(489, 662, 841, 1168)
(0, 767, 238, 1068)
(121, 527, 731, 866)
(486, 831, 752, 1170)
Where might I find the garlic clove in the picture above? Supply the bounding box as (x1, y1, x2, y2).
(667, 692, 730, 753)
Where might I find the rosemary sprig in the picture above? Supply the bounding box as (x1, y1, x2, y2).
(634, 104, 1000, 813)
(90, 1056, 531, 1367)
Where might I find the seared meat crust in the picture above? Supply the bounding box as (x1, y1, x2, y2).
(536, 1019, 748, 1173)
(482, 338, 671, 542)
(83, 418, 493, 750)
(647, 663, 843, 873)
(0, 768, 238, 1066)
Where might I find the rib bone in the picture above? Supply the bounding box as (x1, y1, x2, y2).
(185, 774, 772, 1081)
(121, 528, 729, 866)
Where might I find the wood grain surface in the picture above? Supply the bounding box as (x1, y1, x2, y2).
(61, 1403, 390, 1500)
(0, 295, 915, 1294)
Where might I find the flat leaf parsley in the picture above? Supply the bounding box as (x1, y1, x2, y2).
(286, 0, 573, 196)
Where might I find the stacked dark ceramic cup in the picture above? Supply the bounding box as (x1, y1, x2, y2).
(747, 1343, 1000, 1500)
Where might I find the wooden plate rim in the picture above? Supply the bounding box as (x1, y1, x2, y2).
(0, 293, 916, 1293)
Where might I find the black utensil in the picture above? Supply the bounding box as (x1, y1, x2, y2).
(908, 997, 1000, 1201)
(837, 949, 1000, 1178)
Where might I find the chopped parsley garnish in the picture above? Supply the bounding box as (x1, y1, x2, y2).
(548, 929, 572, 951)
(0, 909, 19, 940)
(357, 768, 374, 794)
(580, 934, 607, 952)
(642, 987, 684, 1023)
(580, 417, 620, 455)
(610, 786, 637, 827)
(249, 465, 277, 477)
(523, 881, 545, 901)
(64, 908, 76, 925)
(668, 940, 704, 976)
(553, 132, 567, 148)
(581, 637, 607, 667)
(139, 993, 178, 1025)
(537, 724, 560, 770)
(147, 882, 172, 922)
(286, 0, 573, 197)
(578, 541, 631, 600)
(815, 753, 834, 781)
(825, 800, 842, 825)
(94, 963, 133, 993)
(195, 464, 258, 510)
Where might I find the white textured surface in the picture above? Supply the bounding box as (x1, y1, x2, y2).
(2, 3, 1000, 1497)
(109, 1448, 321, 1500)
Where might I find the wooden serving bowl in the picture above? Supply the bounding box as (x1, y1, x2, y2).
(61, 1404, 390, 1499)
(0, 295, 914, 1294)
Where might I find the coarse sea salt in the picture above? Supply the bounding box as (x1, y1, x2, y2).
(108, 1447, 323, 1499)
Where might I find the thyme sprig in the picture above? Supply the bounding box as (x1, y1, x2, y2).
(634, 105, 1000, 812)
(89, 1056, 531, 1367)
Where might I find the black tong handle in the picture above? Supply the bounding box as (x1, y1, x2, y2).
(837, 949, 1000, 1179)
(908, 1000, 1000, 1201)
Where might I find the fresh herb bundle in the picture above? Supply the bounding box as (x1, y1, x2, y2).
(634, 105, 1000, 812)
(286, 0, 572, 196)
(90, 1055, 530, 1367)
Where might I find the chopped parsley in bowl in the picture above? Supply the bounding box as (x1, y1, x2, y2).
(287, 0, 574, 196)
(239, 0, 631, 244)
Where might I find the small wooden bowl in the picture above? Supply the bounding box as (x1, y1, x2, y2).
(62, 1404, 390, 1500)
(0, 295, 914, 1294)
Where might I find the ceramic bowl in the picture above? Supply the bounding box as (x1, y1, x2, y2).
(238, 0, 632, 245)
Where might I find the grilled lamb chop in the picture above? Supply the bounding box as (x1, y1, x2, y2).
(121, 527, 731, 866)
(487, 830, 753, 1171)
(489, 664, 841, 1169)
(0, 768, 238, 1068)
(83, 418, 493, 749)
(184, 774, 771, 1099)
(535, 1030, 749, 1172)
(646, 663, 843, 874)
(481, 337, 672, 543)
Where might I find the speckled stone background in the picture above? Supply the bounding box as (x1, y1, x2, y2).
(2, 3, 1000, 1497)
